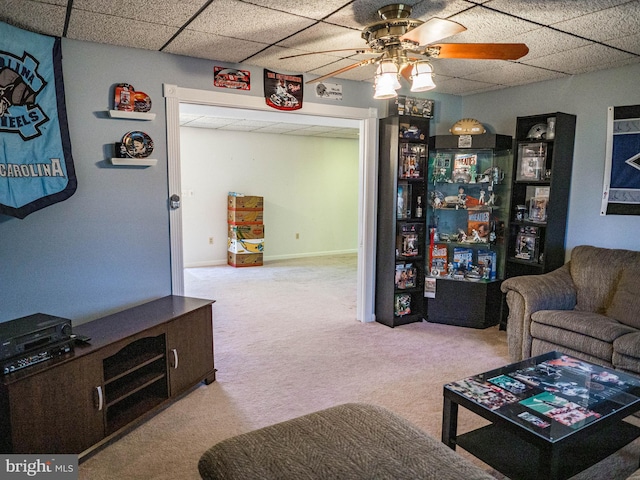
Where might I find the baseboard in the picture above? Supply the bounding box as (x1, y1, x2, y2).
(184, 249, 357, 268)
(265, 249, 357, 261)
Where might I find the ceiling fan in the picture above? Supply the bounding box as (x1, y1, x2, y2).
(280, 3, 529, 98)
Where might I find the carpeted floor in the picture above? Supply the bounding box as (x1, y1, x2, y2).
(78, 254, 640, 479)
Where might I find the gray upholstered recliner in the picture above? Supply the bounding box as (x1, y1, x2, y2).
(501, 245, 640, 373)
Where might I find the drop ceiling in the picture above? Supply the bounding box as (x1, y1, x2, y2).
(3, 0, 640, 137)
(179, 103, 361, 138)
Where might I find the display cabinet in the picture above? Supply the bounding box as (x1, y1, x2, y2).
(425, 134, 513, 328)
(505, 113, 576, 278)
(501, 113, 576, 329)
(0, 296, 215, 459)
(375, 115, 429, 327)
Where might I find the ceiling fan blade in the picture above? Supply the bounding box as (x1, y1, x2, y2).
(433, 43, 529, 60)
(400, 17, 466, 47)
(306, 58, 379, 84)
(400, 63, 413, 83)
(279, 48, 375, 60)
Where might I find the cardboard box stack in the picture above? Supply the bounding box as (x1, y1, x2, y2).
(227, 193, 264, 267)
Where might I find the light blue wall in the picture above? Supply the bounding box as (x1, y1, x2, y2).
(0, 36, 459, 324)
(13, 34, 638, 326)
(461, 63, 640, 254)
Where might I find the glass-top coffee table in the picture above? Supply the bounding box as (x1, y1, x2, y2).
(443, 351, 640, 480)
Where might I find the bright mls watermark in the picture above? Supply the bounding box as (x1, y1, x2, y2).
(2, 455, 77, 479)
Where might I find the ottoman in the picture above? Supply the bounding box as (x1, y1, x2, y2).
(198, 403, 494, 479)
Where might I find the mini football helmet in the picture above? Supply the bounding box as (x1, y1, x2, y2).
(526, 123, 547, 139)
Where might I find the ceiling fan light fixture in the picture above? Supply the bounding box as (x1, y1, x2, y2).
(373, 78, 398, 99)
(410, 61, 436, 92)
(375, 59, 402, 91)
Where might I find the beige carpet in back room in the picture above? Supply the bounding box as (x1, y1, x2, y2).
(78, 254, 640, 480)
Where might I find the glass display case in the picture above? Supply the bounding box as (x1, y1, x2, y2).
(425, 134, 513, 328)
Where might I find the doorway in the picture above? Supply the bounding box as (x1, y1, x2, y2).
(163, 84, 379, 322)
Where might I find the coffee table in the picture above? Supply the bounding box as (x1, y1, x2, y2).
(442, 351, 640, 480)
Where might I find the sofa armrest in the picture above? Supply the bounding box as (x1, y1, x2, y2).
(501, 263, 576, 361)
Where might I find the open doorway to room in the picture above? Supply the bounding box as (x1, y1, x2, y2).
(164, 85, 379, 323)
(179, 104, 360, 313)
(178, 103, 360, 268)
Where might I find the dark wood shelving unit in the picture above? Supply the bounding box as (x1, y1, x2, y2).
(502, 113, 576, 327)
(375, 114, 430, 327)
(0, 295, 216, 459)
(104, 365, 167, 407)
(106, 386, 168, 435)
(505, 112, 576, 277)
(103, 335, 165, 379)
(500, 112, 576, 329)
(104, 352, 166, 385)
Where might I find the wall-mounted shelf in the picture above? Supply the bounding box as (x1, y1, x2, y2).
(108, 110, 155, 121)
(110, 158, 157, 166)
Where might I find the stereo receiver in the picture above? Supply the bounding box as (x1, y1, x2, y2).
(0, 313, 74, 374)
(2, 340, 74, 375)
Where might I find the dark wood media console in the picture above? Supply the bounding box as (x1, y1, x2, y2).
(0, 295, 215, 459)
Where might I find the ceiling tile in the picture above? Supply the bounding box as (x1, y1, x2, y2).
(552, 2, 640, 42)
(447, 7, 540, 43)
(286, 127, 322, 135)
(500, 27, 591, 60)
(278, 22, 363, 54)
(522, 43, 634, 74)
(431, 76, 498, 96)
(189, 0, 316, 44)
(252, 124, 301, 133)
(72, 0, 205, 27)
(66, 10, 177, 49)
(0, 0, 67, 36)
(248, 45, 344, 73)
(430, 58, 511, 78)
(326, 0, 443, 29)
(218, 124, 262, 131)
(570, 55, 640, 75)
(464, 62, 568, 87)
(242, 0, 354, 20)
(179, 113, 203, 124)
(165, 29, 269, 63)
(326, 0, 416, 29)
(607, 33, 640, 55)
(231, 119, 278, 128)
(484, 0, 633, 25)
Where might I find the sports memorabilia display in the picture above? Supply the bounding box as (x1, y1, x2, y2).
(114, 83, 152, 113)
(264, 69, 302, 111)
(450, 118, 486, 135)
(121, 131, 154, 159)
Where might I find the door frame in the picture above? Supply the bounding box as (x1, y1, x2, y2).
(164, 84, 379, 322)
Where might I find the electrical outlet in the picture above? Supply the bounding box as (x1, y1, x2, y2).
(209, 237, 214, 245)
(295, 233, 299, 239)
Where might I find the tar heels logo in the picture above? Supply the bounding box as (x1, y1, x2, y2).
(0, 49, 49, 140)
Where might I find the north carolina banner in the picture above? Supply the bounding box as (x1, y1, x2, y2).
(0, 21, 76, 219)
(264, 69, 303, 111)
